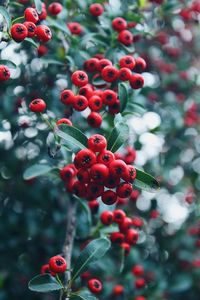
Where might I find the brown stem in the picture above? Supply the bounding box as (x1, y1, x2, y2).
(62, 197, 77, 300)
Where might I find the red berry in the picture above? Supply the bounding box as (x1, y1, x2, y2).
(89, 3, 104, 17)
(88, 95, 103, 111)
(37, 45, 48, 57)
(119, 217, 132, 233)
(119, 55, 135, 70)
(81, 271, 92, 281)
(110, 232, 125, 243)
(135, 278, 146, 289)
(0, 65, 10, 81)
(120, 242, 131, 256)
(100, 211, 114, 225)
(108, 99, 120, 115)
(102, 90, 117, 106)
(88, 278, 102, 294)
(48, 2, 62, 15)
(75, 149, 96, 168)
(73, 181, 87, 197)
(40, 264, 50, 274)
(109, 159, 127, 178)
(130, 190, 140, 202)
(56, 118, 72, 126)
(88, 199, 99, 214)
(38, 5, 47, 21)
(104, 174, 120, 188)
(98, 59, 112, 71)
(88, 134, 107, 152)
(101, 66, 119, 83)
(134, 57, 147, 73)
(118, 30, 133, 46)
(77, 168, 90, 183)
(67, 22, 83, 35)
(132, 217, 143, 227)
(87, 112, 102, 128)
(112, 17, 127, 32)
(113, 209, 126, 224)
(132, 265, 144, 277)
(122, 165, 137, 182)
(49, 256, 67, 273)
(73, 95, 88, 111)
(11, 23, 28, 42)
(71, 70, 88, 87)
(118, 67, 132, 81)
(23, 21, 36, 37)
(84, 58, 99, 72)
(29, 98, 46, 112)
(24, 7, 39, 24)
(102, 190, 117, 205)
(90, 163, 109, 182)
(125, 229, 139, 245)
(97, 150, 115, 166)
(60, 89, 75, 105)
(135, 297, 146, 300)
(129, 74, 144, 89)
(87, 182, 104, 199)
(112, 285, 124, 296)
(60, 165, 75, 181)
(36, 25, 52, 42)
(79, 85, 94, 99)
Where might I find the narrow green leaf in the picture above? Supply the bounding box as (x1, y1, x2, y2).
(107, 122, 129, 153)
(119, 248, 125, 273)
(47, 18, 71, 35)
(0, 59, 17, 69)
(0, 6, 11, 29)
(118, 82, 128, 112)
(28, 274, 62, 292)
(34, 0, 42, 14)
(24, 37, 39, 48)
(56, 125, 88, 152)
(23, 164, 53, 180)
(133, 168, 160, 192)
(72, 238, 111, 281)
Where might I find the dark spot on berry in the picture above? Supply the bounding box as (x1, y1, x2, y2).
(56, 259, 64, 266)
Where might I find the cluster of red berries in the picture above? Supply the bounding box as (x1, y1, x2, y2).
(60, 134, 137, 205)
(112, 17, 138, 46)
(0, 65, 10, 81)
(10, 6, 52, 43)
(132, 264, 146, 289)
(40, 255, 67, 276)
(100, 209, 139, 255)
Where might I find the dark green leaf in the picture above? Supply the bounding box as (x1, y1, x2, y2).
(24, 37, 39, 48)
(34, 0, 42, 14)
(28, 274, 62, 292)
(107, 122, 129, 153)
(0, 59, 17, 69)
(47, 18, 71, 35)
(40, 58, 65, 66)
(72, 238, 111, 281)
(23, 164, 53, 180)
(71, 290, 98, 300)
(0, 6, 11, 29)
(133, 168, 160, 192)
(118, 82, 128, 112)
(76, 197, 92, 238)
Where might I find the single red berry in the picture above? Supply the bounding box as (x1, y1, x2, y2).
(36, 25, 52, 42)
(89, 3, 104, 17)
(88, 95, 103, 111)
(60, 89, 75, 105)
(101, 66, 119, 82)
(88, 199, 99, 214)
(100, 211, 113, 225)
(150, 209, 159, 219)
(109, 159, 127, 178)
(75, 149, 96, 168)
(112, 285, 124, 296)
(135, 278, 146, 289)
(66, 178, 76, 193)
(38, 5, 47, 21)
(79, 85, 94, 99)
(23, 21, 36, 37)
(67, 22, 83, 35)
(87, 182, 104, 199)
(87, 112, 102, 128)
(97, 150, 115, 166)
(112, 17, 127, 32)
(0, 65, 10, 81)
(134, 57, 147, 73)
(88, 278, 102, 294)
(102, 190, 117, 205)
(98, 59, 112, 71)
(108, 99, 120, 115)
(49, 256, 67, 273)
(104, 174, 120, 189)
(56, 118, 72, 126)
(73, 95, 88, 111)
(81, 271, 92, 281)
(118, 30, 133, 46)
(11, 23, 28, 42)
(132, 265, 144, 277)
(117, 197, 128, 206)
(84, 58, 99, 72)
(128, 21, 137, 28)
(102, 90, 117, 106)
(92, 90, 103, 98)
(132, 217, 143, 227)
(122, 165, 137, 183)
(130, 190, 140, 202)
(119, 67, 132, 81)
(71, 70, 88, 87)
(120, 242, 131, 256)
(113, 209, 126, 224)
(129, 74, 144, 89)
(29, 98, 46, 112)
(72, 181, 87, 197)
(48, 2, 63, 15)
(125, 228, 139, 245)
(88, 134, 107, 152)
(119, 55, 135, 70)
(37, 45, 48, 57)
(77, 168, 90, 183)
(134, 297, 146, 300)
(119, 217, 132, 233)
(40, 264, 50, 274)
(90, 163, 109, 182)
(60, 165, 75, 181)
(110, 232, 125, 243)
(24, 7, 39, 23)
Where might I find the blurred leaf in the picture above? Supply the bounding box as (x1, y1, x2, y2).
(0, 59, 17, 68)
(40, 58, 65, 66)
(107, 121, 129, 153)
(23, 164, 53, 180)
(71, 290, 98, 300)
(72, 238, 111, 281)
(28, 274, 62, 292)
(24, 37, 39, 48)
(76, 197, 92, 238)
(118, 82, 128, 112)
(119, 248, 125, 273)
(170, 274, 192, 293)
(134, 168, 160, 192)
(34, 0, 42, 14)
(47, 18, 71, 35)
(0, 6, 11, 29)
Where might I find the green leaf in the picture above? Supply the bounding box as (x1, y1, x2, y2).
(40, 58, 65, 66)
(72, 238, 111, 281)
(56, 125, 88, 152)
(71, 290, 98, 300)
(34, 0, 42, 14)
(47, 18, 71, 35)
(0, 6, 11, 29)
(118, 82, 128, 112)
(76, 197, 92, 238)
(0, 59, 17, 69)
(28, 274, 62, 292)
(133, 168, 160, 192)
(24, 37, 39, 48)
(107, 122, 129, 153)
(23, 164, 53, 180)
(123, 101, 146, 116)
(119, 248, 125, 273)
